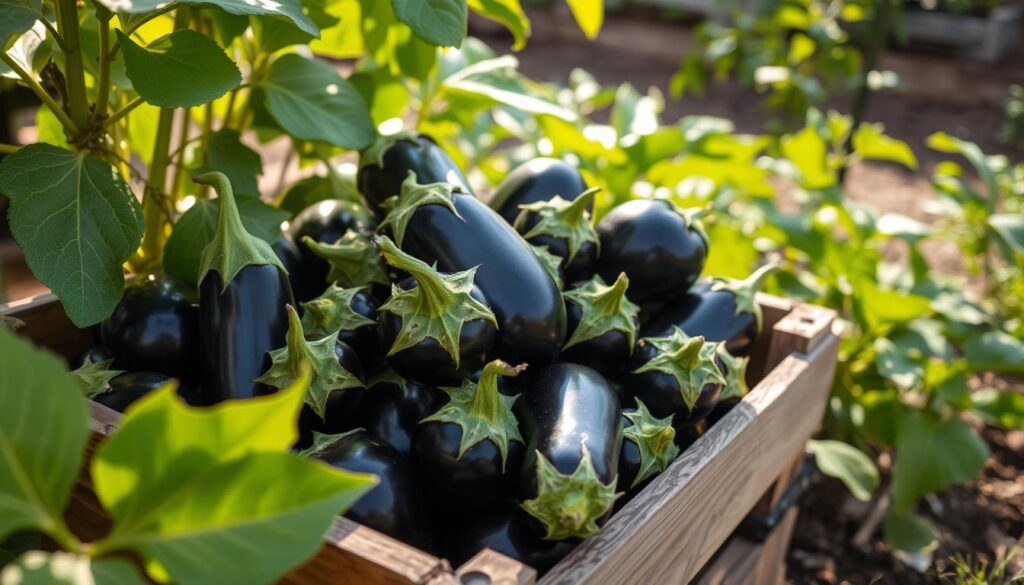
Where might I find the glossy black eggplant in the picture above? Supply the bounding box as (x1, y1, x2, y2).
(617, 400, 678, 494)
(489, 158, 590, 225)
(513, 188, 600, 284)
(306, 430, 433, 550)
(72, 345, 112, 369)
(91, 372, 202, 412)
(641, 265, 777, 357)
(354, 370, 436, 456)
(302, 230, 391, 301)
(559, 274, 640, 377)
(100, 275, 199, 381)
(515, 363, 622, 540)
(272, 234, 304, 299)
(411, 361, 525, 510)
(358, 132, 472, 213)
(288, 199, 376, 302)
(302, 284, 383, 374)
(595, 199, 708, 305)
(380, 176, 566, 368)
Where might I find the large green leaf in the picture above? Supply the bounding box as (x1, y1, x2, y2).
(565, 0, 603, 39)
(972, 389, 1024, 429)
(196, 129, 263, 197)
(259, 54, 375, 149)
(0, 144, 144, 326)
(884, 512, 938, 553)
(890, 413, 988, 514)
(852, 278, 932, 333)
(874, 337, 924, 390)
(926, 132, 997, 203)
(852, 123, 917, 169)
(0, 328, 88, 542)
(0, 21, 49, 81)
(963, 330, 1024, 375)
(0, 552, 145, 585)
(807, 440, 878, 501)
(989, 213, 1024, 262)
(96, 0, 317, 36)
(118, 30, 240, 108)
(468, 0, 529, 50)
(163, 195, 288, 285)
(0, 0, 40, 46)
(443, 56, 577, 121)
(391, 0, 466, 47)
(780, 126, 833, 190)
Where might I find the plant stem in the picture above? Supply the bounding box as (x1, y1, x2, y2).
(103, 96, 145, 128)
(39, 19, 67, 51)
(55, 0, 91, 135)
(0, 144, 19, 154)
(94, 8, 113, 122)
(122, 3, 179, 36)
(170, 107, 191, 200)
(0, 53, 79, 135)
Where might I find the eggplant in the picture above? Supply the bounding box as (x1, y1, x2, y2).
(378, 175, 566, 368)
(617, 399, 679, 493)
(73, 345, 113, 369)
(273, 235, 305, 299)
(100, 275, 199, 381)
(515, 363, 622, 540)
(195, 172, 294, 404)
(705, 344, 751, 426)
(412, 360, 525, 510)
(595, 200, 708, 305)
(288, 199, 376, 301)
(375, 235, 497, 387)
(302, 284, 383, 374)
(302, 230, 392, 301)
(641, 264, 777, 357)
(513, 188, 600, 285)
(440, 503, 577, 575)
(560, 273, 640, 377)
(358, 132, 472, 213)
(488, 158, 590, 225)
(355, 369, 436, 456)
(624, 329, 726, 425)
(304, 430, 433, 550)
(70, 357, 197, 412)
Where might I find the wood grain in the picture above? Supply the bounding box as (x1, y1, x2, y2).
(457, 550, 537, 585)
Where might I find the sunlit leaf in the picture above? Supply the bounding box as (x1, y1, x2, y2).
(807, 440, 878, 501)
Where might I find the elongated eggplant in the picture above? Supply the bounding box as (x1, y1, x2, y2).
(514, 188, 601, 284)
(641, 264, 777, 357)
(355, 369, 436, 456)
(625, 329, 726, 425)
(358, 132, 472, 213)
(379, 175, 566, 367)
(302, 284, 382, 373)
(617, 399, 679, 493)
(595, 200, 708, 305)
(272, 235, 305, 298)
(302, 230, 391, 300)
(705, 345, 751, 426)
(515, 363, 622, 540)
(560, 273, 640, 376)
(288, 199, 376, 301)
(195, 172, 294, 403)
(304, 430, 433, 550)
(489, 158, 590, 225)
(412, 361, 525, 510)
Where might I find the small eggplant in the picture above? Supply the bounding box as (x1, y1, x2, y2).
(195, 172, 294, 403)
(302, 284, 383, 374)
(624, 329, 726, 425)
(354, 369, 436, 456)
(641, 264, 777, 357)
(513, 188, 600, 284)
(595, 200, 708, 305)
(289, 199, 376, 301)
(560, 273, 640, 377)
(705, 344, 751, 426)
(488, 158, 590, 225)
(412, 360, 525, 510)
(304, 430, 433, 550)
(70, 359, 195, 411)
(516, 363, 622, 540)
(100, 275, 199, 381)
(617, 399, 679, 494)
(375, 235, 497, 387)
(358, 132, 472, 213)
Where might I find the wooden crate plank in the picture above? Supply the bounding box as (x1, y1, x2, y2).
(457, 549, 537, 585)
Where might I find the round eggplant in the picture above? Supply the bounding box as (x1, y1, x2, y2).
(288, 199, 376, 301)
(100, 275, 199, 381)
(514, 188, 600, 284)
(515, 363, 622, 540)
(625, 330, 726, 425)
(560, 273, 640, 376)
(617, 399, 679, 494)
(489, 158, 590, 225)
(358, 132, 472, 213)
(595, 200, 708, 305)
(302, 284, 383, 374)
(354, 369, 436, 456)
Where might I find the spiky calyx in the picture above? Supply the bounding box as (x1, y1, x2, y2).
(634, 329, 726, 412)
(420, 360, 525, 470)
(377, 173, 464, 246)
(716, 344, 750, 401)
(366, 368, 408, 390)
(520, 446, 620, 540)
(194, 172, 285, 286)
(709, 263, 778, 333)
(623, 399, 680, 488)
(563, 273, 640, 351)
(303, 230, 390, 289)
(70, 357, 125, 399)
(359, 130, 420, 170)
(517, 188, 601, 263)
(255, 305, 364, 421)
(530, 244, 564, 290)
(297, 429, 362, 457)
(678, 206, 711, 248)
(301, 284, 376, 338)
(375, 235, 497, 368)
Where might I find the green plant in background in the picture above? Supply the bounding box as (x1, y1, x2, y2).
(999, 85, 1024, 149)
(941, 539, 1024, 585)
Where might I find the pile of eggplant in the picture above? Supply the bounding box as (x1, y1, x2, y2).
(73, 133, 776, 574)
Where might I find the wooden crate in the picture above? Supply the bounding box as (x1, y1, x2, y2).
(2, 291, 839, 585)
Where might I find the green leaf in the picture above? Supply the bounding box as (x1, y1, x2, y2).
(278, 171, 358, 216)
(874, 337, 924, 390)
(852, 124, 918, 169)
(0, 144, 144, 326)
(565, 0, 603, 39)
(163, 195, 288, 285)
(468, 0, 529, 50)
(780, 126, 834, 190)
(962, 331, 1024, 375)
(196, 129, 263, 197)
(926, 132, 997, 202)
(259, 54, 375, 149)
(890, 413, 988, 514)
(853, 278, 932, 333)
(972, 389, 1024, 429)
(807, 440, 878, 501)
(443, 56, 577, 121)
(0, 552, 145, 585)
(884, 512, 938, 553)
(0, 0, 40, 46)
(1, 21, 49, 81)
(117, 30, 240, 109)
(989, 213, 1024, 261)
(96, 0, 318, 36)
(391, 0, 466, 47)
(0, 328, 87, 542)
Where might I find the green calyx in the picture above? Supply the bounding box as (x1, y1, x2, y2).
(634, 329, 726, 412)
(300, 284, 376, 338)
(298, 429, 364, 458)
(375, 235, 497, 368)
(563, 273, 640, 351)
(716, 344, 750, 401)
(623, 399, 680, 488)
(359, 130, 420, 170)
(530, 244, 564, 290)
(377, 172, 464, 246)
(303, 230, 390, 289)
(195, 171, 286, 287)
(678, 206, 711, 248)
(255, 305, 364, 421)
(420, 360, 525, 470)
(709, 263, 779, 333)
(520, 446, 620, 540)
(69, 357, 125, 399)
(366, 368, 408, 390)
(517, 187, 601, 263)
